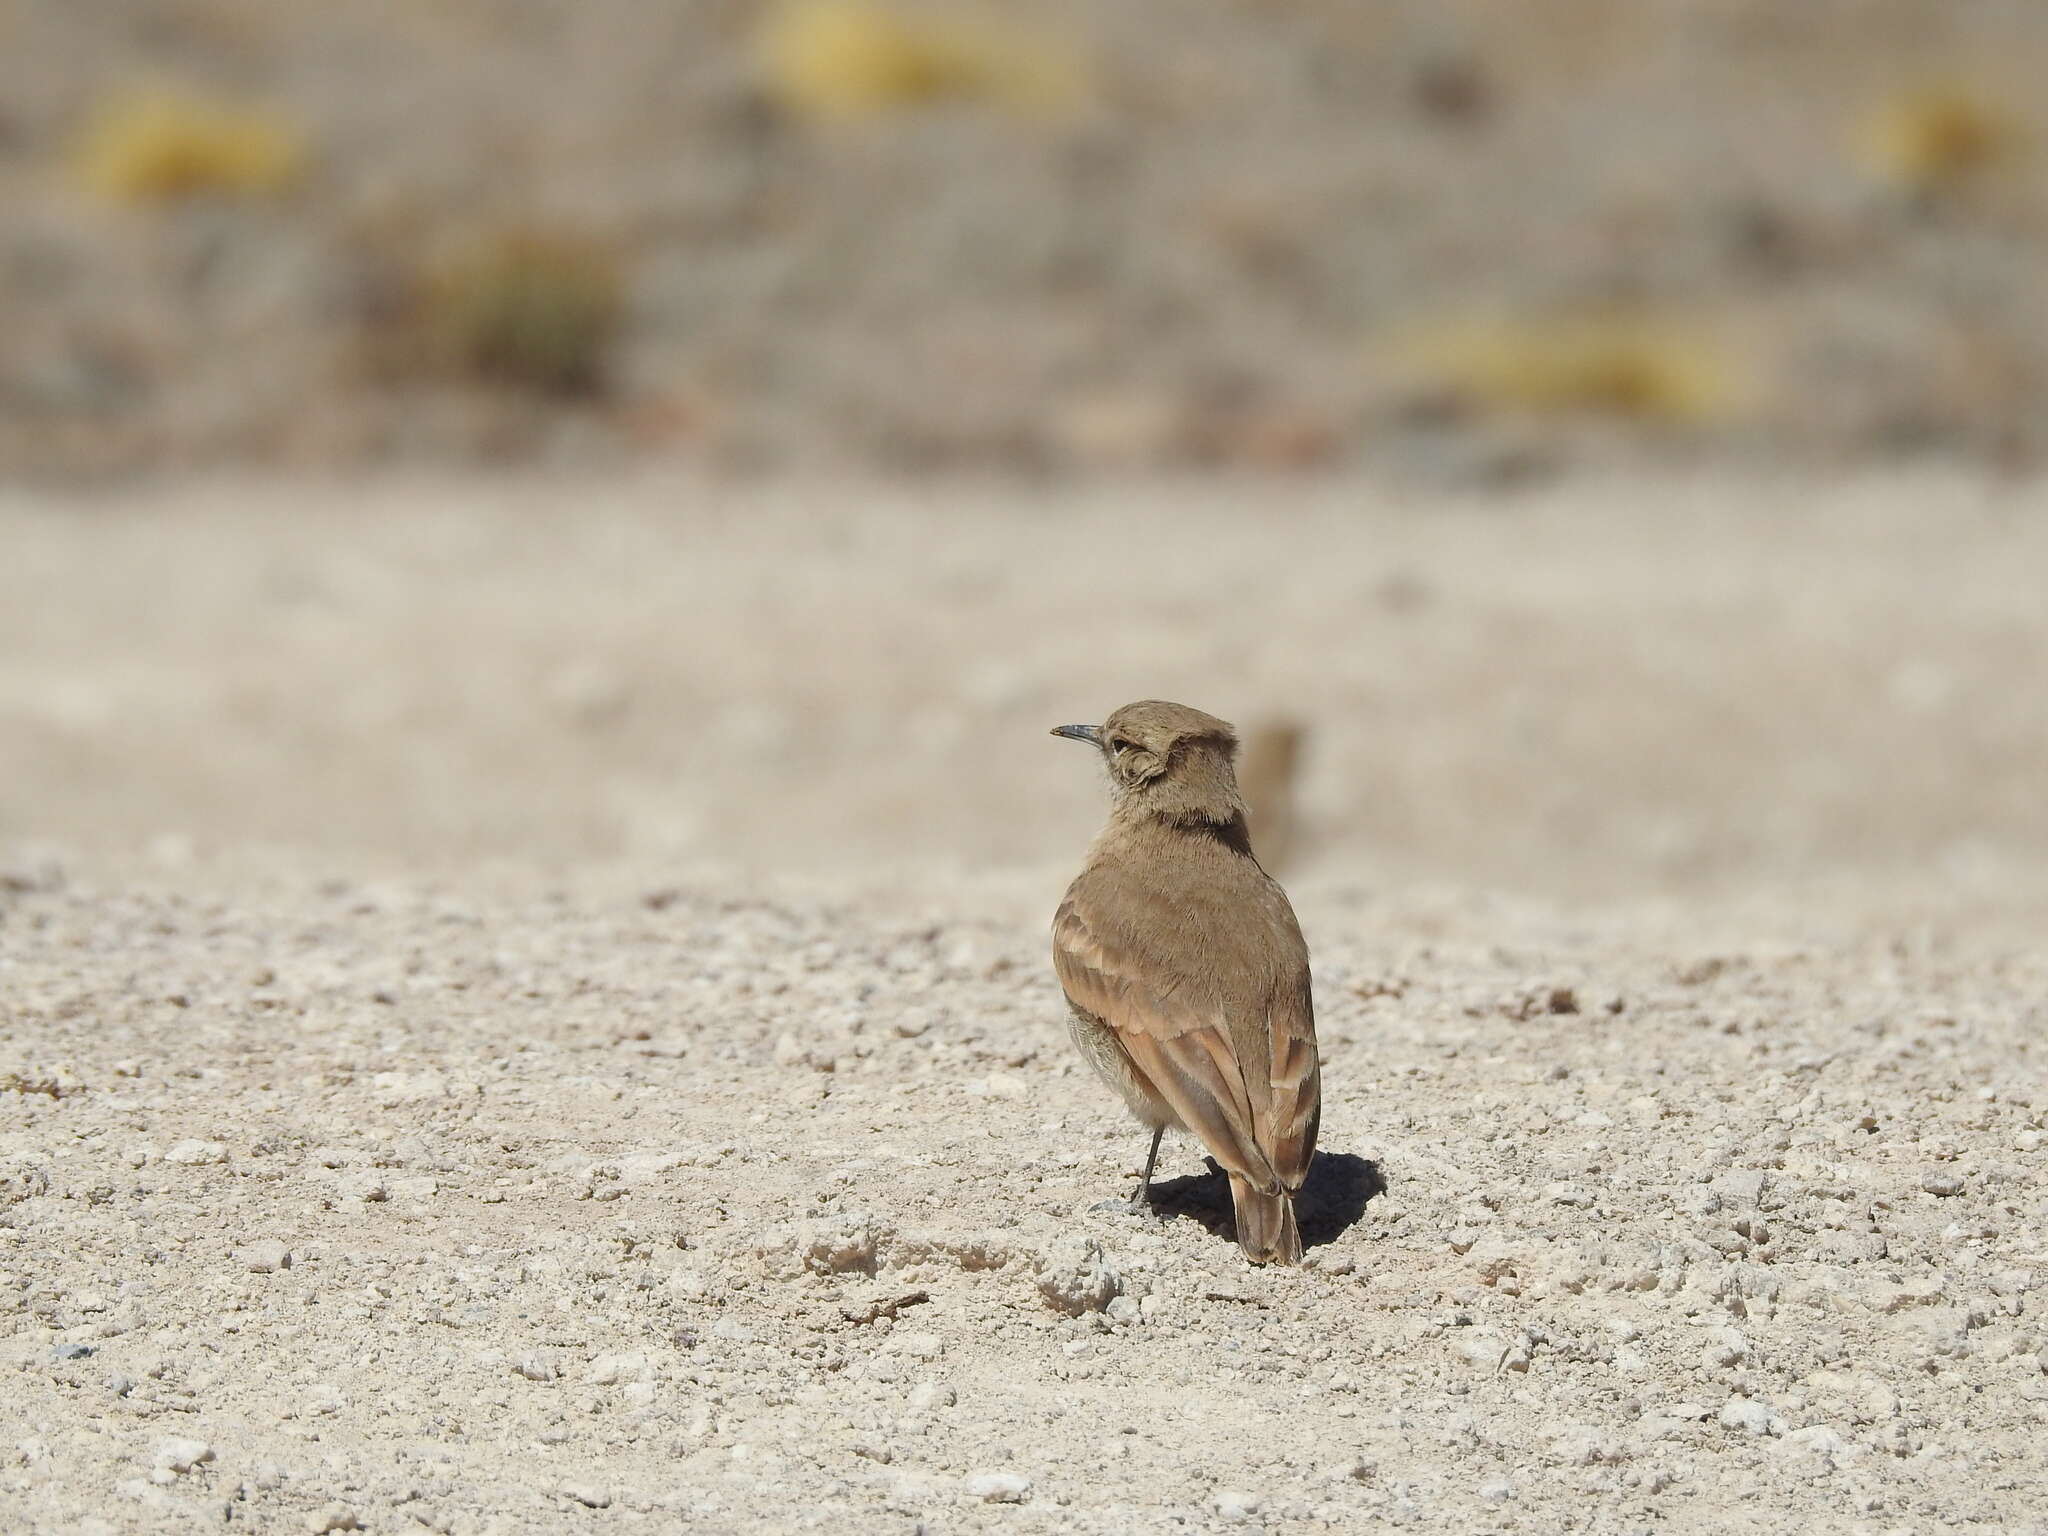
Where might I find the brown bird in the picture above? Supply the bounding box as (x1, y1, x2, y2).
(1050, 700, 1321, 1264)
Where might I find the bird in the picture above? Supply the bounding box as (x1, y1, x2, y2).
(1049, 700, 1321, 1265)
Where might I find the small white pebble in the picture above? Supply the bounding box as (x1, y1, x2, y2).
(1718, 1398, 1773, 1435)
(151, 1438, 213, 1476)
(335, 1170, 387, 1202)
(894, 1331, 944, 1360)
(304, 1506, 358, 1534)
(1921, 1171, 1966, 1198)
(514, 1353, 559, 1382)
(1213, 1489, 1260, 1521)
(562, 1484, 611, 1509)
(237, 1239, 291, 1274)
(966, 1472, 1031, 1503)
(1783, 1425, 1846, 1456)
(165, 1140, 228, 1166)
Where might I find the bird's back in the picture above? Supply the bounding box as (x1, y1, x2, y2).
(1054, 814, 1320, 1207)
(1063, 818, 1309, 1048)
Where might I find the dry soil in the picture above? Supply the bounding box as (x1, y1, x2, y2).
(2, 473, 2046, 1534)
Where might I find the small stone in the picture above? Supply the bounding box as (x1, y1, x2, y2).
(1213, 1489, 1260, 1521)
(1718, 1398, 1773, 1435)
(1865, 1276, 1943, 1313)
(966, 1472, 1031, 1503)
(1104, 1295, 1142, 1324)
(584, 1353, 647, 1386)
(562, 1484, 611, 1509)
(305, 1506, 359, 1534)
(237, 1239, 291, 1274)
(151, 1438, 213, 1477)
(1552, 1428, 1622, 1465)
(514, 1353, 560, 1382)
(1783, 1425, 1846, 1457)
(335, 1170, 388, 1202)
(1920, 1171, 1966, 1198)
(165, 1140, 228, 1166)
(773, 1034, 807, 1068)
(1456, 1333, 1509, 1369)
(1714, 1170, 1769, 1210)
(908, 1382, 956, 1410)
(894, 1331, 944, 1359)
(1034, 1235, 1121, 1316)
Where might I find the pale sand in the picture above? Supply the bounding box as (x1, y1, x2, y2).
(2, 473, 2045, 1532)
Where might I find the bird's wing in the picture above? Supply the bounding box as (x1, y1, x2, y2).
(1052, 893, 1281, 1191)
(1259, 965, 1320, 1195)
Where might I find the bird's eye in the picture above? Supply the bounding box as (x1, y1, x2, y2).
(1108, 737, 1133, 753)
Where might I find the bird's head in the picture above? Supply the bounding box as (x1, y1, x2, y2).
(1051, 700, 1244, 824)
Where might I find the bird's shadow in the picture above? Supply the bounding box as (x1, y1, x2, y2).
(1146, 1151, 1385, 1251)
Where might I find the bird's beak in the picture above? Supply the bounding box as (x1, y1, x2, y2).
(1050, 723, 1102, 746)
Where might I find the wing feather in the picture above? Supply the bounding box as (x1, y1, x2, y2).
(1259, 977, 1320, 1193)
(1054, 891, 1311, 1193)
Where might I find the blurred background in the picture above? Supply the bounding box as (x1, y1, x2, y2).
(3, 0, 2046, 902)
(10, 0, 2048, 481)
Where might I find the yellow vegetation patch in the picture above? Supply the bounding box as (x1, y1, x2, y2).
(758, 0, 1087, 120)
(1402, 312, 1742, 424)
(425, 230, 623, 395)
(75, 87, 306, 203)
(1857, 83, 2026, 197)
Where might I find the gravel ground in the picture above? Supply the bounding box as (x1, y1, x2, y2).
(2, 471, 2047, 1531)
(4, 865, 2046, 1533)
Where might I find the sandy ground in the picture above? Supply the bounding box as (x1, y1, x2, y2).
(3, 473, 2047, 1533)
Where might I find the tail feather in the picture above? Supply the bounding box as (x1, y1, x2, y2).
(1228, 1175, 1302, 1266)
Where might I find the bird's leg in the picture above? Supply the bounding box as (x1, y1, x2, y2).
(1090, 1126, 1166, 1216)
(1127, 1125, 1165, 1211)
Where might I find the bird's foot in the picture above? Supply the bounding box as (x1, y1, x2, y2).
(1090, 1190, 1158, 1219)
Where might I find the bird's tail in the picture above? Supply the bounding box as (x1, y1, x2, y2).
(1228, 1175, 1303, 1266)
